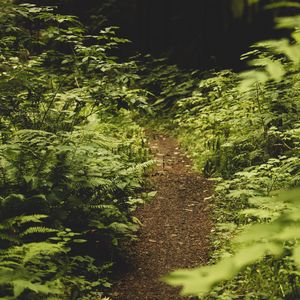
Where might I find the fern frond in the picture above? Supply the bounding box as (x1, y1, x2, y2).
(119, 160, 155, 176)
(4, 214, 48, 227)
(20, 227, 58, 237)
(89, 204, 116, 210)
(14, 214, 48, 224)
(0, 261, 21, 269)
(0, 251, 23, 262)
(0, 233, 19, 243)
(22, 242, 65, 263)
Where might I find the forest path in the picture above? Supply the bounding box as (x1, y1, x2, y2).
(111, 132, 213, 300)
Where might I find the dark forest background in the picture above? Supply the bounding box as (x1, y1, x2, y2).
(55, 0, 278, 69)
(22, 0, 286, 69)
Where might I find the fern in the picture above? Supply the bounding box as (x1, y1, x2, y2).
(160, 7, 300, 299)
(0, 1, 153, 298)
(0, 242, 65, 298)
(20, 227, 58, 237)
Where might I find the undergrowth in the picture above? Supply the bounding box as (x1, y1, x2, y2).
(137, 2, 300, 299)
(4, 0, 300, 299)
(0, 1, 153, 299)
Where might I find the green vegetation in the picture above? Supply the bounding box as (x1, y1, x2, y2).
(2, 0, 300, 299)
(0, 1, 153, 299)
(155, 5, 300, 299)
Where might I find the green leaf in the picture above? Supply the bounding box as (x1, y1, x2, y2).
(293, 243, 300, 268)
(238, 70, 269, 92)
(73, 239, 87, 243)
(13, 279, 53, 297)
(266, 1, 300, 10)
(265, 59, 286, 82)
(165, 243, 283, 296)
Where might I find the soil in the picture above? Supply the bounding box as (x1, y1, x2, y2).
(111, 132, 213, 300)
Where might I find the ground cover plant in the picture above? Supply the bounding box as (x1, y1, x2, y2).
(156, 2, 300, 299)
(3, 0, 300, 299)
(0, 1, 153, 299)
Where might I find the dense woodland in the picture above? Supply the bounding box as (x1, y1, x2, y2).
(1, 0, 300, 299)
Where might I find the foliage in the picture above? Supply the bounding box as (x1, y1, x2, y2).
(6, 0, 300, 299)
(137, 56, 200, 110)
(0, 1, 152, 298)
(166, 188, 300, 297)
(142, 4, 300, 299)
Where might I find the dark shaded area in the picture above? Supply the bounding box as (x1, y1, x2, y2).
(111, 0, 276, 69)
(61, 0, 277, 70)
(29, 0, 278, 69)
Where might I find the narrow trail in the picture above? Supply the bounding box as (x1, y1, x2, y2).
(112, 132, 213, 300)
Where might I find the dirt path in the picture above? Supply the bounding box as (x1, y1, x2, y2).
(111, 133, 213, 300)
